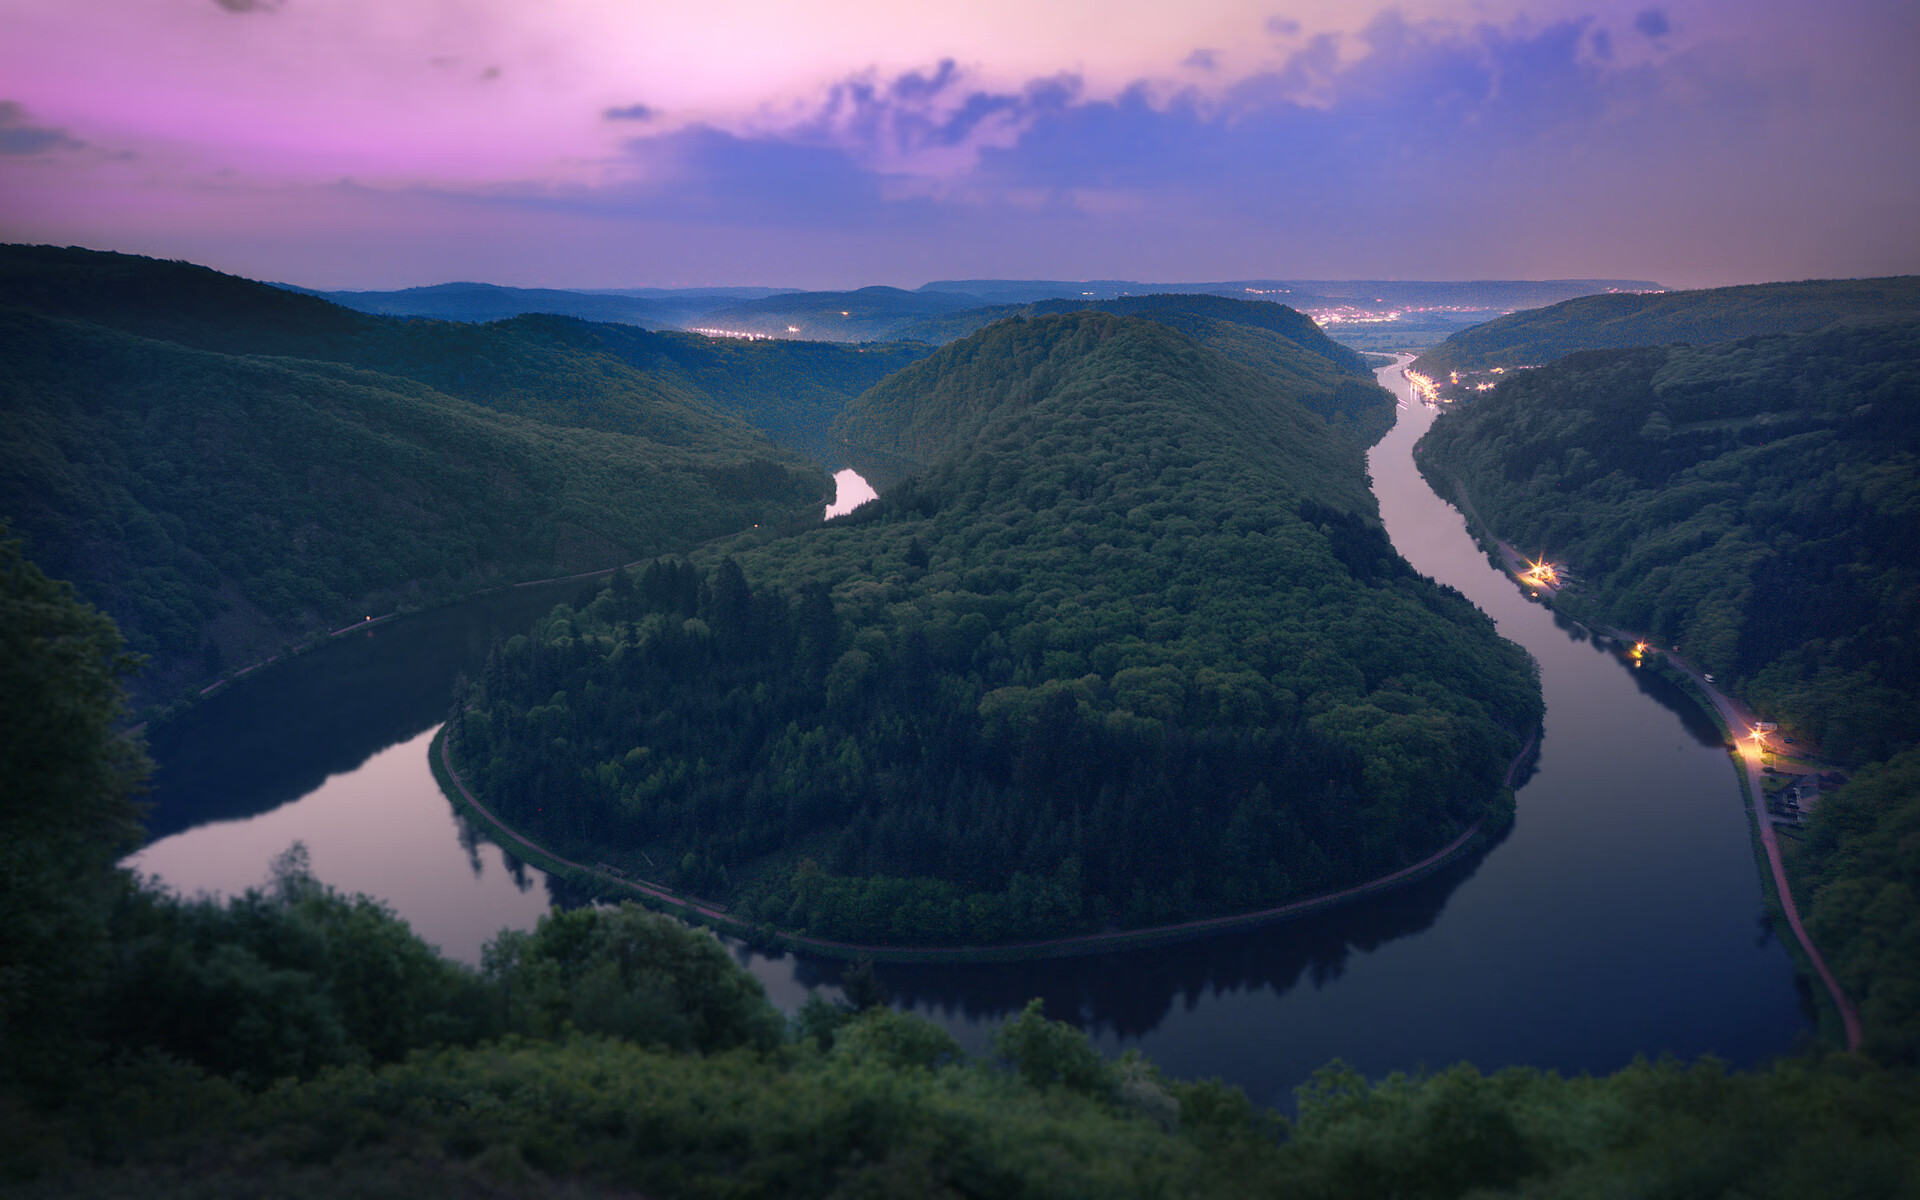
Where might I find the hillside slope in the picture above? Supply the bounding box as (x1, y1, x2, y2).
(885, 294, 1394, 446)
(0, 247, 874, 708)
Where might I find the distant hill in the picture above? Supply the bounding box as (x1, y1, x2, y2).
(298, 281, 673, 326)
(691, 286, 984, 341)
(0, 246, 927, 708)
(1412, 276, 1920, 381)
(876, 295, 1395, 452)
(283, 281, 802, 330)
(915, 278, 1657, 308)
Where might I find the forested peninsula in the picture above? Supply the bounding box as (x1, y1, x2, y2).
(448, 311, 1541, 946)
(0, 246, 925, 709)
(1415, 317, 1920, 1063)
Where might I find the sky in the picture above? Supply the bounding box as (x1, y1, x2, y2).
(1, 0, 1916, 290)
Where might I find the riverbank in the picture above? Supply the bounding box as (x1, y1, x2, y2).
(431, 723, 1537, 964)
(1431, 472, 1862, 1052)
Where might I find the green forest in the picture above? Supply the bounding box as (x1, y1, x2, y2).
(449, 312, 1541, 945)
(886, 293, 1396, 445)
(0, 246, 927, 709)
(7, 532, 1919, 1197)
(1415, 319, 1920, 1065)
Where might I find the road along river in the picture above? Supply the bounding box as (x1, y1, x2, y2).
(129, 366, 1810, 1109)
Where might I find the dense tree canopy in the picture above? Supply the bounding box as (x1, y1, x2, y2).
(0, 529, 148, 1090)
(886, 292, 1396, 445)
(1416, 321, 1920, 764)
(452, 313, 1541, 944)
(0, 245, 929, 706)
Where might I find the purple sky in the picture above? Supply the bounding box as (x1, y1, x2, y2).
(2, 1, 1915, 290)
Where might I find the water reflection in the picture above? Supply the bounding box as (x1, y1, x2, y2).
(741, 834, 1501, 1041)
(131, 725, 553, 964)
(139, 578, 601, 841)
(822, 469, 878, 518)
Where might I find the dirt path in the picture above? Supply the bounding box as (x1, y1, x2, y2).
(435, 725, 1537, 963)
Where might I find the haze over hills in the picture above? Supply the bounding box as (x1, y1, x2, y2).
(278, 274, 1665, 353)
(915, 277, 1661, 308)
(688, 286, 985, 341)
(283, 281, 800, 330)
(1412, 276, 1920, 388)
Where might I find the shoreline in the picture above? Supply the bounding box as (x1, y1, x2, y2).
(431, 722, 1536, 964)
(1435, 471, 1863, 1052)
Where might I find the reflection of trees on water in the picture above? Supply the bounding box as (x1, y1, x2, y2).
(139, 580, 595, 841)
(1569, 625, 1727, 749)
(738, 832, 1502, 1041)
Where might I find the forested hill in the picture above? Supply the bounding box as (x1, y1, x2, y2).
(879, 294, 1395, 448)
(1415, 321, 1919, 765)
(0, 245, 931, 457)
(1413, 276, 1920, 381)
(1415, 321, 1920, 1059)
(452, 312, 1542, 946)
(0, 246, 918, 709)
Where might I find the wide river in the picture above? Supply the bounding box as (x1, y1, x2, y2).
(129, 359, 1810, 1109)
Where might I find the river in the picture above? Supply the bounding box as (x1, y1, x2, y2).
(127, 366, 1810, 1108)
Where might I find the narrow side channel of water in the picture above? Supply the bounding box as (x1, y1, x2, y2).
(128, 371, 1809, 1108)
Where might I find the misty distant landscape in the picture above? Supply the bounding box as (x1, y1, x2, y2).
(4, 1, 1918, 1197)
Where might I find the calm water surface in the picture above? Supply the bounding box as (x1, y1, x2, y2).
(129, 374, 1810, 1106)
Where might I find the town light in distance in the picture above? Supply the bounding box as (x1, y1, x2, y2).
(1519, 558, 1559, 588)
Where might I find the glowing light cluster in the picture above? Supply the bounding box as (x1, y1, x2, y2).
(1309, 307, 1404, 325)
(1519, 558, 1560, 588)
(689, 326, 778, 340)
(1404, 367, 1442, 404)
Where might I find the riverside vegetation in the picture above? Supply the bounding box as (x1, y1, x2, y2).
(0, 245, 928, 710)
(447, 311, 1541, 945)
(6, 530, 1920, 1197)
(1415, 314, 1920, 1066)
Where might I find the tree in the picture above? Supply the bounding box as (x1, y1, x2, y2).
(0, 528, 150, 1092)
